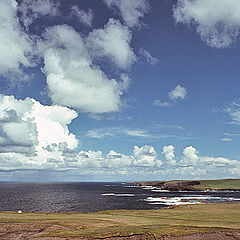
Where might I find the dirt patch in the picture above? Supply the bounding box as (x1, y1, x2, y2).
(0, 223, 73, 240)
(158, 231, 240, 240)
(0, 223, 240, 240)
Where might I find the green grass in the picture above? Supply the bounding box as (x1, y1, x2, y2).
(195, 179, 240, 190)
(0, 203, 240, 238)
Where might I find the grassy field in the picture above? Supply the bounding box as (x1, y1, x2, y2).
(194, 179, 240, 190)
(0, 203, 240, 239)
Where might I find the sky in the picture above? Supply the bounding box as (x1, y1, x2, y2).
(1, 0, 240, 181)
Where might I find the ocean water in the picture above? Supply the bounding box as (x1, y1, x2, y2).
(0, 182, 239, 213)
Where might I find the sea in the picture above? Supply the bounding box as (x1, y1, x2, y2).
(0, 182, 240, 213)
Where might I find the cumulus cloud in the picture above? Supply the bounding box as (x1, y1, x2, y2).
(162, 145, 176, 165)
(0, 95, 78, 170)
(87, 19, 136, 69)
(2, 2, 135, 115)
(181, 146, 199, 165)
(105, 150, 133, 168)
(169, 85, 187, 100)
(76, 150, 104, 168)
(70, 6, 94, 27)
(173, 0, 240, 48)
(139, 48, 158, 65)
(133, 145, 162, 167)
(39, 24, 129, 113)
(18, 0, 59, 30)
(104, 0, 150, 28)
(0, 0, 33, 79)
(154, 85, 187, 107)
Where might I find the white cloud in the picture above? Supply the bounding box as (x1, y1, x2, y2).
(104, 0, 150, 28)
(0, 0, 33, 79)
(39, 24, 128, 113)
(221, 138, 232, 142)
(139, 48, 158, 65)
(132, 145, 162, 167)
(124, 130, 149, 138)
(200, 156, 240, 167)
(162, 145, 176, 165)
(169, 85, 187, 100)
(85, 126, 190, 141)
(18, 0, 59, 30)
(86, 129, 114, 139)
(105, 150, 133, 168)
(224, 132, 240, 136)
(181, 146, 199, 165)
(0, 95, 78, 169)
(70, 6, 94, 27)
(173, 0, 240, 48)
(76, 150, 103, 168)
(153, 100, 171, 107)
(86, 127, 149, 139)
(226, 100, 240, 125)
(154, 85, 187, 107)
(87, 19, 136, 69)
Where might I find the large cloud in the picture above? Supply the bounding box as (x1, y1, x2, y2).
(104, 0, 150, 28)
(39, 24, 129, 113)
(0, 0, 33, 79)
(2, 2, 135, 115)
(0, 95, 78, 169)
(173, 0, 240, 48)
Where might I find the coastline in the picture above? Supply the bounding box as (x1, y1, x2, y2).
(1, 202, 240, 239)
(132, 179, 240, 192)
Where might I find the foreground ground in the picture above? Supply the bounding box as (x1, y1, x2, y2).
(0, 203, 240, 239)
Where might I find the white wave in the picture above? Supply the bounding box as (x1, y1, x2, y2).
(102, 193, 115, 196)
(151, 189, 170, 192)
(149, 201, 201, 205)
(102, 193, 135, 197)
(144, 195, 240, 206)
(141, 186, 159, 190)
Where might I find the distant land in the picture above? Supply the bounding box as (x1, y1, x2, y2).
(132, 179, 240, 191)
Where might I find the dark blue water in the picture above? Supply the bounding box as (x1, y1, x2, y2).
(0, 182, 239, 212)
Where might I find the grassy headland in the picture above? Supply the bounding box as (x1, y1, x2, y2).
(135, 179, 240, 191)
(0, 203, 240, 239)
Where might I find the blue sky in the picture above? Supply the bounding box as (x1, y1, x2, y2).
(1, 0, 240, 181)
